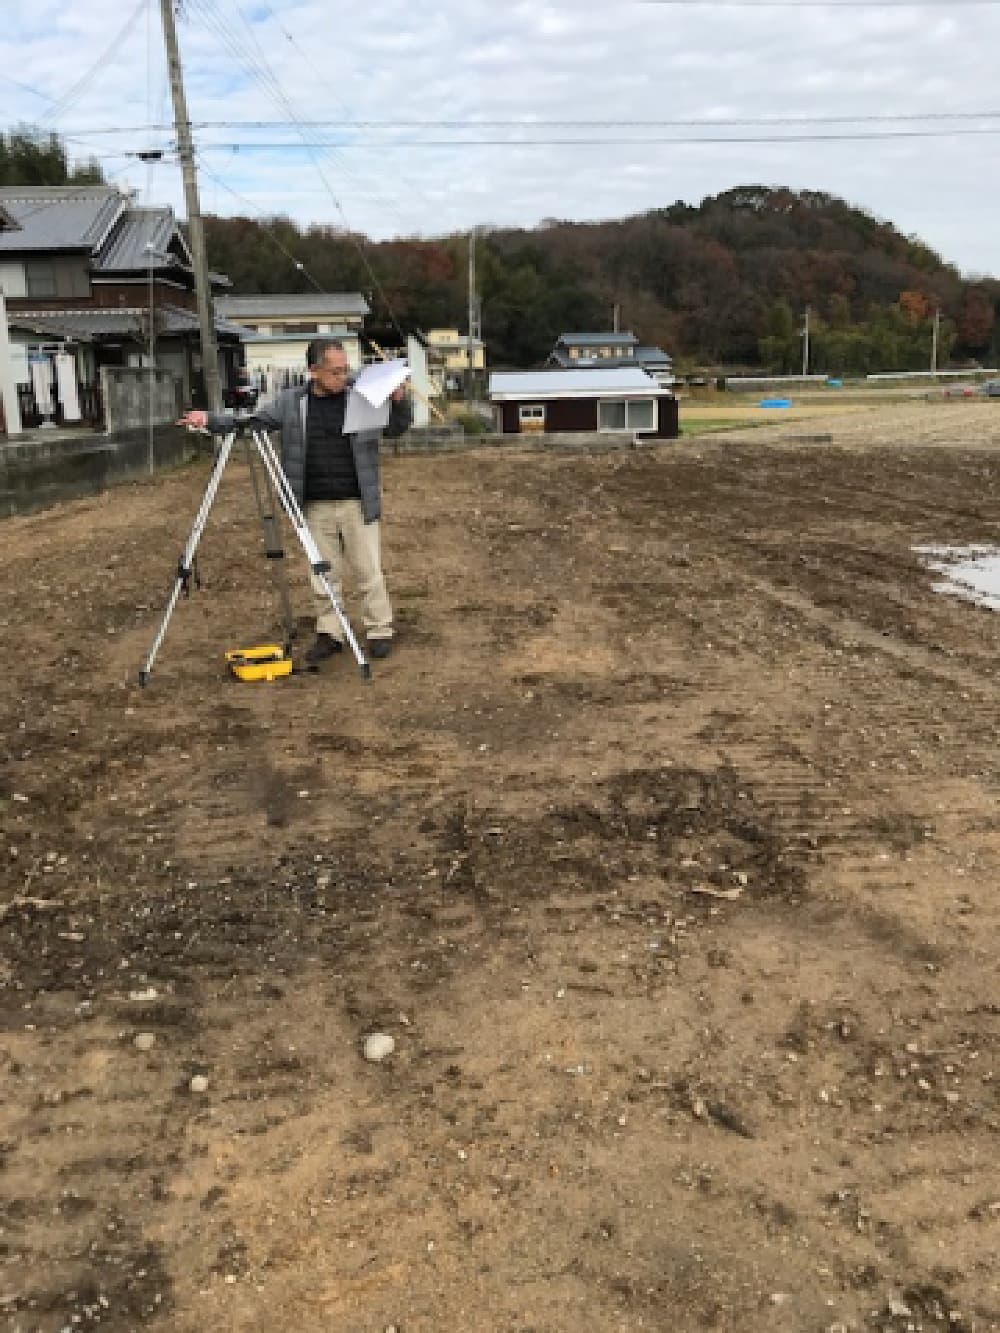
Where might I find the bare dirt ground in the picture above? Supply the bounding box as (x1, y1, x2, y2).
(2, 401, 999, 1333)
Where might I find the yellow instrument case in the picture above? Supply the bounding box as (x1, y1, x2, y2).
(225, 644, 292, 682)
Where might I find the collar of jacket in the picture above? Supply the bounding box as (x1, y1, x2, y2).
(299, 381, 367, 439)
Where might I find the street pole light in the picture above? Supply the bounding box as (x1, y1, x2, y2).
(145, 243, 169, 474)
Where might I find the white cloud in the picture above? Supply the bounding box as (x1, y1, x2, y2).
(1, 0, 998, 275)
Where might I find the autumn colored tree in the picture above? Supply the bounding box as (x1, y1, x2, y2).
(899, 290, 932, 323)
(191, 184, 993, 371)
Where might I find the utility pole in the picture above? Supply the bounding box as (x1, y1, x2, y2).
(467, 227, 480, 403)
(931, 306, 940, 375)
(613, 302, 620, 334)
(159, 0, 221, 412)
(145, 243, 170, 472)
(801, 306, 810, 377)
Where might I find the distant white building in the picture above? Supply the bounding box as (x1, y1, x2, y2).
(547, 332, 674, 389)
(216, 292, 369, 394)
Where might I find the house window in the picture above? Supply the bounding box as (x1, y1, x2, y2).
(25, 261, 57, 298)
(598, 398, 657, 432)
(278, 322, 319, 334)
(598, 399, 627, 430)
(24, 259, 88, 298)
(518, 404, 545, 431)
(627, 398, 655, 431)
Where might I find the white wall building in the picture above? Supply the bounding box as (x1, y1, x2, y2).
(217, 293, 370, 394)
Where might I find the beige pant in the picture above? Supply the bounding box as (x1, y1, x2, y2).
(305, 499, 392, 641)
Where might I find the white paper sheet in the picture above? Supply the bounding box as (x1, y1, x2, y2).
(352, 358, 410, 408)
(343, 387, 391, 434)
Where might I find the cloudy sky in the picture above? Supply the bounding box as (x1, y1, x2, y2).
(3, 0, 1000, 277)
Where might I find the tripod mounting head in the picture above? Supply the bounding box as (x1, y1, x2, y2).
(231, 398, 263, 436)
(225, 375, 259, 415)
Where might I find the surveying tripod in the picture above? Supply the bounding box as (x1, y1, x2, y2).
(138, 415, 372, 685)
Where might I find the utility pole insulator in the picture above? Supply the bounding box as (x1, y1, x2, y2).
(159, 0, 222, 413)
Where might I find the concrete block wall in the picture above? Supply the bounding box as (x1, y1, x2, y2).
(0, 424, 671, 519)
(100, 367, 182, 434)
(0, 426, 202, 518)
(387, 428, 644, 456)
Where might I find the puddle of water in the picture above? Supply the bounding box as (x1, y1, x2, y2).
(914, 544, 1000, 611)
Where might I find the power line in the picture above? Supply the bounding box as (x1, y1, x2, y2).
(191, 127, 1000, 148)
(40, 0, 148, 124)
(182, 0, 401, 218)
(0, 74, 54, 104)
(243, 0, 439, 212)
(36, 110, 1000, 133)
(195, 159, 326, 291)
(183, 0, 409, 340)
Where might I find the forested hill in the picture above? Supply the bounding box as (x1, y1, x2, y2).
(2, 128, 994, 373)
(203, 187, 999, 374)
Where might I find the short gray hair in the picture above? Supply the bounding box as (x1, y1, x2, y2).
(306, 338, 346, 368)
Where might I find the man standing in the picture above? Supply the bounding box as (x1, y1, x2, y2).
(180, 339, 410, 663)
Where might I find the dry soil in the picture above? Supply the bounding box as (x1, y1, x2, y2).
(1, 401, 999, 1332)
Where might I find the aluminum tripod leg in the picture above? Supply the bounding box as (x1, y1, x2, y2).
(243, 441, 296, 640)
(138, 431, 237, 686)
(249, 427, 372, 679)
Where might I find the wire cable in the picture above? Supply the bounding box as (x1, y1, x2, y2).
(183, 0, 409, 340)
(195, 159, 326, 291)
(191, 126, 1000, 148)
(40, 0, 148, 125)
(51, 109, 1000, 137)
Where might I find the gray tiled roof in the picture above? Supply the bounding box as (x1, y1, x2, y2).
(490, 368, 660, 400)
(10, 305, 245, 341)
(94, 206, 192, 273)
(217, 292, 370, 319)
(557, 332, 639, 347)
(634, 345, 673, 365)
(0, 186, 125, 253)
(551, 345, 673, 372)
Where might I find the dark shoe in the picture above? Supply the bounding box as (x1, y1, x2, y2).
(367, 638, 393, 660)
(305, 632, 343, 664)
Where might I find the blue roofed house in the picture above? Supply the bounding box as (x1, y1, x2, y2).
(0, 184, 243, 429)
(547, 331, 675, 388)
